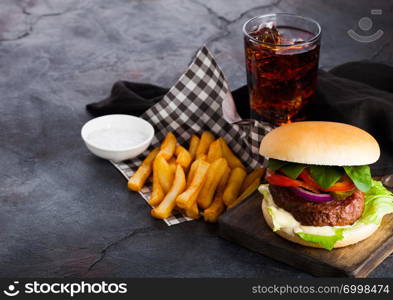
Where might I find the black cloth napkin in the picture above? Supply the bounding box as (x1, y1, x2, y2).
(87, 81, 168, 116)
(86, 61, 393, 176)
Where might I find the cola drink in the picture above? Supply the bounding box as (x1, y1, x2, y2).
(244, 14, 321, 125)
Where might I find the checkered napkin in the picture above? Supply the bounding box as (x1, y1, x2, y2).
(112, 46, 271, 225)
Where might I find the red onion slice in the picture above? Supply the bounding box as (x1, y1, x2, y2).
(292, 187, 333, 203)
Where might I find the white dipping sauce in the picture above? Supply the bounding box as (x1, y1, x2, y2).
(87, 128, 147, 150)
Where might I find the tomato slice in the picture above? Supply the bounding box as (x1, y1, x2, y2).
(266, 173, 319, 192)
(267, 168, 355, 193)
(299, 169, 355, 192)
(266, 174, 304, 187)
(298, 169, 321, 191)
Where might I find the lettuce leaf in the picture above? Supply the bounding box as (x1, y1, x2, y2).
(344, 165, 372, 192)
(359, 180, 393, 224)
(309, 165, 343, 189)
(281, 164, 306, 179)
(266, 207, 279, 231)
(297, 229, 344, 251)
(267, 159, 287, 171)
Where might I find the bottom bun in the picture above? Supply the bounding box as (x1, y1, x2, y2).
(261, 198, 379, 249)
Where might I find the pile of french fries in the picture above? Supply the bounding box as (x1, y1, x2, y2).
(128, 131, 265, 222)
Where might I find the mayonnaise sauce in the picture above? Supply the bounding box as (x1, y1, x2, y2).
(87, 128, 147, 150)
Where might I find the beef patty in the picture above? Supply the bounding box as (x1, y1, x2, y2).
(269, 185, 364, 226)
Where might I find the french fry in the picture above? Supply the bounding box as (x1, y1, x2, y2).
(186, 159, 199, 187)
(151, 165, 186, 219)
(158, 132, 177, 160)
(223, 167, 247, 206)
(168, 157, 177, 174)
(154, 155, 174, 193)
(128, 147, 160, 191)
(204, 166, 230, 222)
(228, 177, 261, 209)
(175, 144, 181, 156)
(218, 138, 245, 169)
(188, 135, 200, 160)
(207, 139, 223, 163)
(176, 160, 210, 210)
(197, 158, 229, 209)
(198, 154, 207, 161)
(176, 145, 192, 169)
(196, 131, 215, 159)
(241, 167, 265, 192)
(148, 164, 165, 206)
(184, 201, 199, 219)
(186, 155, 207, 187)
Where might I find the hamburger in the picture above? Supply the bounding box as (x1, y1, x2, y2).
(258, 121, 393, 250)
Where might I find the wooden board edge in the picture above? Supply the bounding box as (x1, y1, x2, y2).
(348, 234, 393, 278)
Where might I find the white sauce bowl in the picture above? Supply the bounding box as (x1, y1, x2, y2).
(81, 114, 154, 162)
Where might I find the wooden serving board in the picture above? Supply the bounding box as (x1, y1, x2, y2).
(218, 192, 393, 277)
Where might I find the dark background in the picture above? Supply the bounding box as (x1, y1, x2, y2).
(0, 0, 392, 277)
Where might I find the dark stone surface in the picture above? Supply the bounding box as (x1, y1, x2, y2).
(0, 0, 392, 278)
